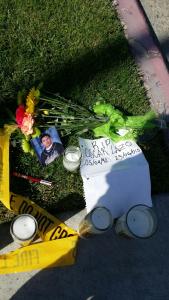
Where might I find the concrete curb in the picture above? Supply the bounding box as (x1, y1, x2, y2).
(115, 0, 169, 118)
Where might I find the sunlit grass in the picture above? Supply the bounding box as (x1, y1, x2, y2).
(0, 0, 167, 221)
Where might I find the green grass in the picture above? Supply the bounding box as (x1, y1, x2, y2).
(0, 0, 169, 222)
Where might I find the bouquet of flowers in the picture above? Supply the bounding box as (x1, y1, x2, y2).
(13, 86, 159, 154)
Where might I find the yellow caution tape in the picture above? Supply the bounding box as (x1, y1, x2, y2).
(0, 125, 16, 210)
(0, 236, 78, 274)
(0, 125, 79, 274)
(10, 193, 77, 241)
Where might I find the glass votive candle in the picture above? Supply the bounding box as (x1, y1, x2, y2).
(114, 204, 158, 239)
(63, 146, 81, 172)
(10, 214, 38, 246)
(78, 207, 113, 238)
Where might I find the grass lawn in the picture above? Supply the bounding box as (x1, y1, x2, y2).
(0, 0, 169, 222)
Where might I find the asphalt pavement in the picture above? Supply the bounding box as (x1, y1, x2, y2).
(0, 196, 169, 300)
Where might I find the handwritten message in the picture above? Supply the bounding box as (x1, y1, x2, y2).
(79, 138, 152, 217)
(79, 138, 145, 177)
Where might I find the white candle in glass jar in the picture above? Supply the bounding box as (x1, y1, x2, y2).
(115, 205, 157, 239)
(78, 207, 113, 237)
(63, 146, 81, 172)
(10, 214, 38, 246)
(127, 206, 156, 238)
(91, 207, 112, 230)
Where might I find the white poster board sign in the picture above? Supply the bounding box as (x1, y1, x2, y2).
(79, 138, 152, 218)
(79, 137, 146, 177)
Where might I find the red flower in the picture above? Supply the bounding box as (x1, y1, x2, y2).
(16, 105, 25, 126)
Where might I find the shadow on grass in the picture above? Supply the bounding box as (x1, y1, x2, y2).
(0, 35, 130, 114)
(8, 27, 169, 217)
(52, 193, 85, 213)
(42, 30, 169, 103)
(42, 36, 131, 100)
(0, 222, 13, 249)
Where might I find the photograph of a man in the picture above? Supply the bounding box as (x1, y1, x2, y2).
(40, 133, 64, 166)
(30, 126, 64, 166)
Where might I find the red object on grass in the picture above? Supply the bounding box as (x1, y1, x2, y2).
(12, 172, 52, 186)
(15, 105, 25, 126)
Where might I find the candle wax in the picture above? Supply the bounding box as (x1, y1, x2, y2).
(65, 152, 80, 162)
(13, 215, 36, 240)
(91, 208, 111, 230)
(127, 208, 154, 237)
